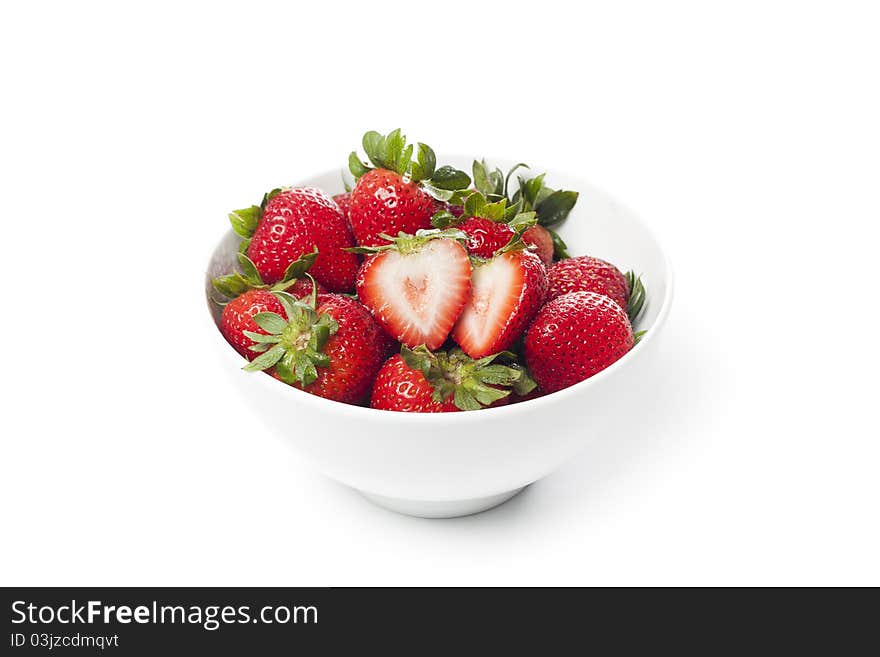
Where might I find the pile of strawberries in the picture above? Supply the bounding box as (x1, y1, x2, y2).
(212, 130, 646, 412)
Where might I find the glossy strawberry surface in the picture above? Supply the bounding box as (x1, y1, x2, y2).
(546, 255, 628, 309)
(348, 169, 436, 246)
(458, 217, 515, 258)
(524, 291, 634, 393)
(220, 289, 287, 360)
(522, 225, 554, 267)
(248, 188, 359, 292)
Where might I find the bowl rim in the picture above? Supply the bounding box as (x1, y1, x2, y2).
(205, 164, 674, 423)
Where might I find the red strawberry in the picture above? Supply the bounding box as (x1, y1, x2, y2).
(452, 249, 548, 358)
(458, 216, 515, 258)
(348, 169, 436, 246)
(522, 225, 554, 267)
(524, 291, 634, 393)
(370, 347, 531, 412)
(246, 187, 359, 292)
(243, 290, 391, 404)
(356, 230, 472, 350)
(347, 129, 472, 247)
(219, 289, 287, 360)
(546, 255, 628, 309)
(333, 192, 352, 220)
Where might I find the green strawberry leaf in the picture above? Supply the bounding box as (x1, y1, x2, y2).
(236, 252, 264, 287)
(348, 151, 371, 179)
(509, 364, 537, 395)
(546, 227, 570, 260)
(242, 330, 282, 344)
(504, 163, 530, 198)
(278, 248, 318, 284)
(211, 273, 249, 298)
(251, 312, 288, 334)
(464, 191, 487, 218)
(519, 173, 547, 208)
(411, 143, 436, 182)
(483, 198, 508, 222)
(625, 271, 646, 323)
(472, 160, 492, 196)
(228, 206, 261, 239)
(429, 165, 471, 191)
(536, 190, 579, 226)
(508, 211, 537, 233)
(243, 343, 286, 372)
(503, 198, 523, 221)
(431, 210, 457, 229)
(362, 131, 385, 168)
(420, 182, 455, 202)
(384, 128, 406, 173)
(453, 387, 481, 412)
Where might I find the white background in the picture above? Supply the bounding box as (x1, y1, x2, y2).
(2, 1, 878, 586)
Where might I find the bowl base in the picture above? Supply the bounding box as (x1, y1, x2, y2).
(358, 486, 527, 519)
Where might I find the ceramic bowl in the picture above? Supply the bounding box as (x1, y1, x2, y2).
(205, 157, 673, 518)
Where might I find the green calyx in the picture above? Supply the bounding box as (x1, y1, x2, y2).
(625, 271, 646, 324)
(473, 160, 580, 256)
(432, 189, 538, 253)
(435, 190, 539, 258)
(346, 228, 467, 256)
(400, 345, 537, 411)
(348, 129, 471, 201)
(242, 287, 339, 388)
(211, 249, 319, 301)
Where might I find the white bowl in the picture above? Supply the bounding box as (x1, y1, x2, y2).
(204, 158, 674, 518)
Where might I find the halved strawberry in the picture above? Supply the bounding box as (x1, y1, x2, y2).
(355, 229, 472, 350)
(452, 247, 548, 358)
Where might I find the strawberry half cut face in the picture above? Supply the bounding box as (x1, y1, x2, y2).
(452, 250, 548, 358)
(357, 237, 472, 350)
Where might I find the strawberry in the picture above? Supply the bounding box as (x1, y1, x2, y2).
(370, 346, 535, 412)
(355, 229, 472, 350)
(546, 256, 646, 322)
(452, 247, 548, 358)
(220, 289, 288, 360)
(234, 187, 359, 293)
(242, 288, 391, 404)
(333, 192, 352, 220)
(522, 225, 554, 267)
(212, 249, 324, 301)
(458, 216, 515, 258)
(347, 129, 471, 246)
(524, 291, 635, 393)
(470, 159, 579, 264)
(433, 190, 548, 264)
